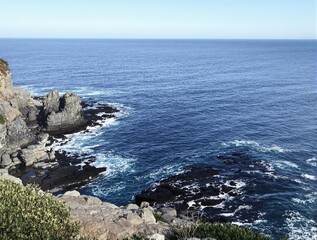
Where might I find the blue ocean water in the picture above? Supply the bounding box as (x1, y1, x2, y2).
(0, 39, 316, 239)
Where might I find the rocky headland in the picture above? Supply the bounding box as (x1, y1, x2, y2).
(0, 59, 116, 190)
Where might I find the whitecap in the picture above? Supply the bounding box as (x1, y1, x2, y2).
(222, 140, 291, 153)
(274, 160, 299, 170)
(219, 205, 252, 217)
(284, 211, 317, 240)
(91, 152, 136, 176)
(301, 173, 316, 181)
(306, 157, 317, 167)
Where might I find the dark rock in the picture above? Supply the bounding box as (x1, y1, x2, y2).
(22, 163, 107, 191)
(200, 199, 223, 206)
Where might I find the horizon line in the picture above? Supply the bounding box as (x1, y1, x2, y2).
(0, 37, 316, 41)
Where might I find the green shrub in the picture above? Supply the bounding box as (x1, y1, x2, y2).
(0, 114, 5, 125)
(153, 212, 168, 223)
(124, 236, 150, 240)
(0, 179, 79, 240)
(169, 222, 270, 240)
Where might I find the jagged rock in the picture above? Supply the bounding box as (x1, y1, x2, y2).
(43, 90, 60, 114)
(0, 169, 22, 184)
(0, 99, 21, 123)
(139, 208, 156, 224)
(6, 117, 35, 149)
(61, 195, 169, 240)
(44, 91, 86, 133)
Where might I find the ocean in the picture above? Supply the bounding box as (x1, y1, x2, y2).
(0, 39, 316, 239)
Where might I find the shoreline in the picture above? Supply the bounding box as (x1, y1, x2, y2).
(10, 101, 120, 192)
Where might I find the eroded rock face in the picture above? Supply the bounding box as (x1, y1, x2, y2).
(60, 193, 170, 240)
(43, 91, 86, 133)
(20, 133, 50, 166)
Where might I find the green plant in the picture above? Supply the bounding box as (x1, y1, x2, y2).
(123, 235, 151, 240)
(0, 114, 5, 124)
(169, 222, 270, 240)
(153, 212, 168, 223)
(0, 179, 79, 240)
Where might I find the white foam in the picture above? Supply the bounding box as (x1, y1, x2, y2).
(292, 192, 317, 205)
(222, 140, 291, 153)
(284, 211, 317, 240)
(301, 173, 316, 181)
(91, 152, 136, 176)
(306, 157, 317, 167)
(274, 160, 299, 169)
(219, 205, 252, 217)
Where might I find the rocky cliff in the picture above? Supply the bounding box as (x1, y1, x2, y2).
(0, 59, 86, 170)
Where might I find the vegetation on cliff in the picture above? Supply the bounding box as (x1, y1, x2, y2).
(169, 222, 270, 240)
(0, 59, 9, 76)
(0, 180, 79, 240)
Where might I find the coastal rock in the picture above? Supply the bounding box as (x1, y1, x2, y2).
(61, 194, 169, 240)
(139, 208, 156, 224)
(0, 99, 21, 123)
(126, 203, 140, 210)
(64, 190, 81, 197)
(20, 134, 50, 166)
(0, 169, 22, 184)
(161, 207, 177, 217)
(0, 153, 12, 167)
(147, 233, 165, 240)
(43, 90, 60, 114)
(44, 91, 86, 133)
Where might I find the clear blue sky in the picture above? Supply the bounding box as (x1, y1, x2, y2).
(0, 0, 316, 39)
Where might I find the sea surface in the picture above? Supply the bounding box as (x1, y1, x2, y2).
(0, 39, 316, 239)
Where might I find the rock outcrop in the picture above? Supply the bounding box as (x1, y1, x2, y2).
(60, 191, 170, 240)
(0, 59, 86, 170)
(0, 60, 37, 169)
(43, 91, 86, 133)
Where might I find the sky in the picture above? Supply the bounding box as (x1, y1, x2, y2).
(0, 0, 316, 39)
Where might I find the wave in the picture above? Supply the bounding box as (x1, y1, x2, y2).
(306, 157, 317, 167)
(284, 211, 317, 240)
(301, 173, 316, 181)
(91, 152, 136, 176)
(222, 140, 291, 153)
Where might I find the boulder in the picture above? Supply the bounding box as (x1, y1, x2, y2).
(64, 190, 81, 197)
(84, 196, 102, 205)
(123, 212, 143, 225)
(139, 208, 156, 224)
(140, 201, 150, 208)
(161, 207, 177, 217)
(0, 169, 22, 184)
(126, 203, 139, 210)
(1, 153, 12, 167)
